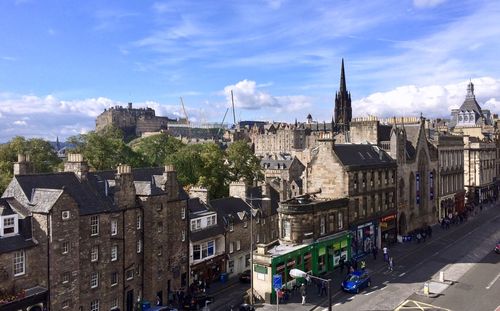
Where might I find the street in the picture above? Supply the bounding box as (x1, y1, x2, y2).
(253, 203, 500, 311)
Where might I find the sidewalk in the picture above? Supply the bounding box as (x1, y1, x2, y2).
(206, 201, 498, 311)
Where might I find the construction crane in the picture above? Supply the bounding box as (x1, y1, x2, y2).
(180, 97, 189, 125)
(217, 108, 230, 137)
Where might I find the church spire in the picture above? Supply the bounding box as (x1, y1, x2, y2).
(466, 80, 475, 99)
(340, 58, 347, 93)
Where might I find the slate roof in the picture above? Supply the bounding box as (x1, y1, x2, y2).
(0, 234, 37, 253)
(334, 144, 395, 168)
(210, 197, 252, 225)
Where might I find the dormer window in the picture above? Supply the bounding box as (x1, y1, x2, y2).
(1, 215, 18, 237)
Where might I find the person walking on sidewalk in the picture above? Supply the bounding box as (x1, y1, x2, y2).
(372, 246, 378, 260)
(300, 283, 307, 305)
(383, 246, 388, 262)
(360, 260, 366, 271)
(388, 257, 394, 272)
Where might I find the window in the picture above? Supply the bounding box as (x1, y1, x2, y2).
(91, 246, 99, 262)
(126, 269, 134, 280)
(228, 259, 234, 273)
(13, 250, 25, 276)
(191, 220, 196, 231)
(62, 210, 70, 220)
(338, 212, 343, 230)
(229, 222, 234, 232)
(181, 230, 186, 242)
(157, 246, 163, 256)
(236, 240, 241, 251)
(191, 219, 202, 231)
(1, 215, 17, 236)
(62, 241, 70, 254)
(244, 221, 248, 228)
(282, 219, 291, 239)
(111, 298, 118, 310)
(90, 272, 99, 288)
(193, 240, 216, 260)
(207, 216, 213, 226)
(111, 272, 118, 286)
(211, 215, 216, 225)
(136, 214, 142, 229)
(62, 300, 70, 309)
(90, 299, 99, 311)
(181, 207, 186, 220)
(62, 272, 70, 284)
(196, 219, 201, 229)
(256, 233, 260, 243)
(90, 216, 99, 236)
(229, 242, 234, 253)
(111, 220, 117, 236)
(157, 221, 163, 233)
(111, 245, 118, 261)
(320, 217, 326, 235)
(137, 239, 142, 253)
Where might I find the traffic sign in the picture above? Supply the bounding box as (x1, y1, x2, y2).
(273, 274, 282, 290)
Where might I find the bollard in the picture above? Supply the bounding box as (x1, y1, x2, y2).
(423, 282, 429, 296)
(439, 271, 445, 282)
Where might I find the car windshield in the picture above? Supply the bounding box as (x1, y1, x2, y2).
(345, 274, 359, 282)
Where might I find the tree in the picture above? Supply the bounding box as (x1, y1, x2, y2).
(67, 126, 142, 171)
(0, 136, 61, 193)
(226, 140, 263, 183)
(198, 143, 228, 199)
(130, 134, 184, 167)
(165, 144, 204, 187)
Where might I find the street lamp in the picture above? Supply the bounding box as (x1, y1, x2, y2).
(289, 268, 332, 311)
(237, 195, 270, 307)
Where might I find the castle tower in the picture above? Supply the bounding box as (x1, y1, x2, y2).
(334, 58, 352, 131)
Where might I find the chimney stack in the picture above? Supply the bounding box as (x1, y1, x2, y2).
(229, 180, 248, 199)
(189, 187, 208, 204)
(13, 153, 33, 175)
(64, 153, 88, 180)
(114, 164, 136, 208)
(163, 165, 179, 200)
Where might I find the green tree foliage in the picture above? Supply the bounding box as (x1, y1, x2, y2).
(226, 140, 263, 183)
(67, 126, 142, 171)
(165, 144, 204, 186)
(0, 136, 61, 193)
(130, 134, 185, 167)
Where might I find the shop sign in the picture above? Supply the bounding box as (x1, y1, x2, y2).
(255, 264, 268, 274)
(380, 222, 388, 229)
(381, 214, 396, 222)
(318, 247, 326, 256)
(341, 240, 348, 248)
(333, 242, 341, 250)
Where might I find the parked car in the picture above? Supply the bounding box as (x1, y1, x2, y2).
(183, 293, 214, 310)
(239, 270, 251, 283)
(495, 241, 500, 254)
(341, 270, 371, 294)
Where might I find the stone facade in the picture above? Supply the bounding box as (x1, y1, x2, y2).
(1, 155, 189, 311)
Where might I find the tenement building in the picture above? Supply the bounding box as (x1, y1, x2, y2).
(430, 133, 465, 220)
(1, 154, 189, 311)
(260, 154, 305, 201)
(303, 139, 398, 255)
(252, 193, 350, 303)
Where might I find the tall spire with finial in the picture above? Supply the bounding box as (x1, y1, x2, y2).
(334, 58, 352, 132)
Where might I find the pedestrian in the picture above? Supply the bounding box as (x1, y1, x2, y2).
(360, 260, 366, 270)
(421, 230, 426, 242)
(416, 232, 422, 243)
(372, 246, 378, 260)
(383, 246, 388, 262)
(427, 225, 432, 238)
(320, 281, 327, 297)
(300, 283, 307, 305)
(339, 256, 345, 272)
(388, 257, 394, 271)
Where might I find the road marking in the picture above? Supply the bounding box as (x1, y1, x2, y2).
(383, 281, 389, 285)
(371, 285, 378, 289)
(486, 272, 500, 290)
(399, 272, 406, 277)
(364, 291, 374, 295)
(334, 303, 341, 306)
(347, 296, 355, 301)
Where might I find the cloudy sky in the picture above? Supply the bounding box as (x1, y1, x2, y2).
(1, 0, 500, 142)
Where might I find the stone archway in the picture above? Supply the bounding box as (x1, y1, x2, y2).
(398, 212, 407, 235)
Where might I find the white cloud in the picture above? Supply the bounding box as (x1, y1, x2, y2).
(224, 80, 279, 110)
(353, 77, 500, 119)
(0, 93, 211, 142)
(413, 0, 447, 9)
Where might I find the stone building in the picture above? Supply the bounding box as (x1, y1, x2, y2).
(252, 194, 350, 303)
(260, 154, 305, 200)
(0, 197, 47, 311)
(429, 133, 465, 220)
(463, 136, 497, 204)
(95, 103, 184, 139)
(2, 154, 189, 311)
(304, 139, 398, 254)
(451, 81, 493, 129)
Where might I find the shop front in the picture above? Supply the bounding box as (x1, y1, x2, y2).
(454, 191, 466, 214)
(379, 213, 397, 246)
(439, 194, 455, 221)
(350, 220, 377, 259)
(253, 231, 351, 303)
(190, 253, 226, 285)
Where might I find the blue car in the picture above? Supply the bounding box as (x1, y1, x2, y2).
(341, 270, 371, 294)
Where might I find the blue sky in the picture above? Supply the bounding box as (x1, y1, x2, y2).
(1, 0, 500, 142)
